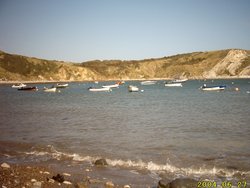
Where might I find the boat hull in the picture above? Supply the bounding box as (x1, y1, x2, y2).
(140, 81, 157, 85)
(128, 85, 139, 92)
(165, 83, 182, 87)
(201, 86, 226, 91)
(172, 79, 188, 83)
(12, 83, 27, 88)
(56, 83, 68, 88)
(89, 87, 111, 92)
(18, 87, 38, 91)
(102, 84, 119, 88)
(44, 87, 57, 92)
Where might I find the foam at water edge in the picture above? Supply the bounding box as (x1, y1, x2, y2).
(22, 146, 249, 179)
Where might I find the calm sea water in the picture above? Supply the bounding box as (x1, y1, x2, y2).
(0, 79, 250, 185)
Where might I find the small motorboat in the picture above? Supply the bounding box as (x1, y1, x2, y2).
(140, 80, 157, 85)
(128, 85, 139, 92)
(165, 82, 182, 87)
(18, 86, 38, 91)
(102, 84, 119, 88)
(171, 79, 188, 83)
(12, 83, 27, 88)
(88, 87, 111, 92)
(200, 84, 226, 91)
(43, 87, 57, 92)
(56, 83, 69, 88)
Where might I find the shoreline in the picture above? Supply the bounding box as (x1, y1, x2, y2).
(0, 76, 250, 85)
(0, 161, 157, 187)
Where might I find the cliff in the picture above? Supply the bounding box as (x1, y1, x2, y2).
(0, 49, 249, 81)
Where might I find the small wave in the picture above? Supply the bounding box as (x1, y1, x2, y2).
(22, 145, 100, 163)
(21, 145, 249, 179)
(106, 159, 248, 178)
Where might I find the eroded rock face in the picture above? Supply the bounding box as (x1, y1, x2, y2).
(203, 49, 248, 78)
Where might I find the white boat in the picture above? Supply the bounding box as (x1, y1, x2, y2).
(43, 87, 57, 92)
(102, 84, 119, 88)
(128, 85, 139, 92)
(56, 83, 69, 88)
(165, 83, 182, 87)
(12, 83, 27, 88)
(88, 87, 111, 92)
(171, 79, 188, 83)
(140, 80, 157, 85)
(200, 84, 226, 91)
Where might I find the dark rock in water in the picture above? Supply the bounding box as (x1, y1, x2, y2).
(158, 179, 171, 188)
(52, 174, 64, 183)
(158, 178, 198, 188)
(94, 158, 108, 166)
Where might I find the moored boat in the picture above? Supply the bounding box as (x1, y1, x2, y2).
(171, 78, 188, 83)
(43, 87, 57, 92)
(56, 83, 69, 88)
(200, 84, 226, 91)
(88, 87, 111, 92)
(12, 83, 27, 88)
(102, 84, 119, 88)
(18, 86, 38, 91)
(165, 82, 182, 87)
(128, 85, 139, 92)
(140, 80, 157, 85)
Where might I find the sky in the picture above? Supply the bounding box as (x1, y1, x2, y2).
(0, 0, 250, 62)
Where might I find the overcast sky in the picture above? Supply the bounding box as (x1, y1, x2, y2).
(0, 0, 250, 62)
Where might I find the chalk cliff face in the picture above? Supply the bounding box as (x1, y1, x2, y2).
(203, 49, 249, 78)
(0, 49, 249, 81)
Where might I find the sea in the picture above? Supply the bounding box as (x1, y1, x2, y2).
(0, 79, 250, 186)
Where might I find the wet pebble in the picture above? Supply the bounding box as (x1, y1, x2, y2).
(32, 181, 42, 188)
(105, 181, 114, 188)
(63, 172, 71, 176)
(63, 180, 72, 185)
(1, 163, 10, 168)
(31, 179, 37, 183)
(48, 178, 55, 183)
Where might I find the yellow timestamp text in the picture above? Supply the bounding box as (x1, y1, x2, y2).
(197, 180, 247, 188)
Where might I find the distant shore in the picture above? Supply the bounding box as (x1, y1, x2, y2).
(0, 76, 250, 85)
